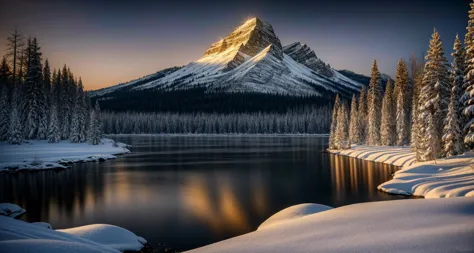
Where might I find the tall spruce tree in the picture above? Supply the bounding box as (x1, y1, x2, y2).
(395, 59, 410, 146)
(349, 94, 359, 144)
(357, 86, 367, 144)
(24, 38, 43, 139)
(329, 94, 340, 149)
(443, 87, 463, 157)
(417, 29, 450, 161)
(8, 84, 23, 144)
(335, 102, 350, 149)
(410, 68, 424, 152)
(60, 65, 70, 139)
(367, 59, 383, 146)
(448, 35, 466, 150)
(87, 101, 102, 145)
(381, 79, 396, 146)
(0, 85, 10, 140)
(6, 29, 24, 88)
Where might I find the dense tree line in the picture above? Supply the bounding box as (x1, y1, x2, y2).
(96, 87, 334, 113)
(0, 31, 102, 145)
(330, 2, 474, 163)
(100, 107, 331, 134)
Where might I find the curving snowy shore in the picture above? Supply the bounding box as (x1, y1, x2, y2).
(329, 145, 474, 198)
(0, 138, 130, 173)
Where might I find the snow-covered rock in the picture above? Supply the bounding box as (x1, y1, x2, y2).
(329, 145, 474, 198)
(187, 197, 474, 253)
(258, 203, 333, 230)
(58, 224, 147, 252)
(0, 214, 146, 253)
(0, 138, 130, 172)
(90, 17, 362, 98)
(0, 203, 26, 218)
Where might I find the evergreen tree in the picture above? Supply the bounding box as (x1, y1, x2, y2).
(335, 103, 350, 149)
(329, 94, 340, 149)
(6, 29, 24, 88)
(0, 57, 11, 91)
(349, 94, 359, 144)
(87, 101, 102, 145)
(60, 65, 70, 139)
(0, 86, 10, 140)
(449, 35, 466, 150)
(417, 29, 450, 161)
(410, 69, 424, 152)
(395, 59, 410, 146)
(357, 86, 367, 144)
(47, 104, 60, 143)
(43, 59, 51, 105)
(70, 77, 87, 143)
(443, 87, 463, 157)
(381, 79, 396, 146)
(367, 59, 383, 146)
(8, 84, 22, 144)
(24, 38, 43, 139)
(78, 78, 88, 142)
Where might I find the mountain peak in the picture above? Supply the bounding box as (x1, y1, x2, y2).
(283, 42, 333, 77)
(203, 17, 283, 65)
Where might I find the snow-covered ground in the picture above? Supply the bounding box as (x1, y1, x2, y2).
(329, 145, 474, 198)
(187, 197, 474, 253)
(0, 208, 147, 253)
(0, 138, 130, 172)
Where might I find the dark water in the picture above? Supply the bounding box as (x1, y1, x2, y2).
(0, 135, 407, 251)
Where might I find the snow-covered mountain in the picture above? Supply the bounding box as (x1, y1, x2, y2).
(92, 17, 362, 98)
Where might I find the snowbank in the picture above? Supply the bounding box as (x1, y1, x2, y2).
(258, 204, 333, 230)
(329, 145, 416, 167)
(378, 153, 474, 198)
(0, 203, 26, 218)
(58, 224, 147, 252)
(0, 138, 130, 172)
(187, 197, 474, 253)
(0, 213, 146, 253)
(329, 145, 474, 198)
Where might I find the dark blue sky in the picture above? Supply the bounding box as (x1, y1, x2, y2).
(0, 0, 469, 89)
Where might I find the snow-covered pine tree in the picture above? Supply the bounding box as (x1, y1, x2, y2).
(410, 69, 424, 152)
(448, 35, 466, 151)
(357, 86, 367, 144)
(60, 65, 70, 139)
(70, 81, 81, 143)
(47, 104, 60, 143)
(78, 78, 88, 142)
(349, 94, 359, 144)
(87, 101, 102, 145)
(417, 29, 450, 161)
(0, 86, 10, 141)
(329, 94, 340, 149)
(381, 78, 396, 146)
(443, 86, 463, 156)
(43, 59, 51, 105)
(367, 59, 383, 146)
(335, 102, 350, 149)
(395, 59, 410, 146)
(24, 38, 43, 140)
(8, 84, 23, 144)
(37, 59, 51, 140)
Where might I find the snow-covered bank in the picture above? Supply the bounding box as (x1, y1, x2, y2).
(187, 197, 474, 253)
(0, 207, 147, 253)
(329, 145, 416, 167)
(0, 138, 130, 172)
(329, 145, 474, 198)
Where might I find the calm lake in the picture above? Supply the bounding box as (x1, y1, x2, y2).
(0, 135, 407, 251)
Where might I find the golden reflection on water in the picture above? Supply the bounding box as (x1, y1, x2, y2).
(329, 154, 395, 201)
(181, 175, 252, 234)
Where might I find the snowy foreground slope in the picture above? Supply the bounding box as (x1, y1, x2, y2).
(0, 138, 130, 172)
(0, 213, 146, 253)
(187, 197, 474, 253)
(329, 146, 474, 198)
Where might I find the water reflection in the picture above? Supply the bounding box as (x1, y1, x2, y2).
(0, 136, 407, 251)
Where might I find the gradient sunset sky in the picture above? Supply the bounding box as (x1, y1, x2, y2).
(0, 0, 468, 90)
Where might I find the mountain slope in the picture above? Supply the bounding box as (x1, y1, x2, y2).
(91, 17, 363, 99)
